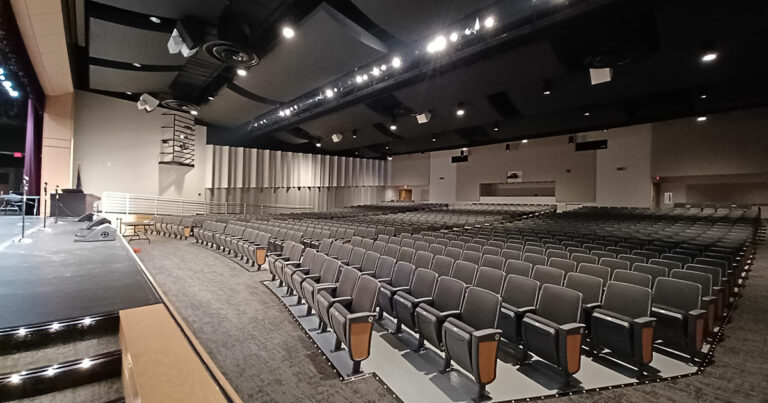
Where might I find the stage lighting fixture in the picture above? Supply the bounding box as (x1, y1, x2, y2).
(282, 26, 295, 39)
(82, 317, 93, 325)
(521, 139, 528, 143)
(325, 88, 334, 98)
(484, 17, 495, 28)
(701, 52, 717, 62)
(10, 374, 21, 383)
(697, 116, 707, 122)
(493, 122, 499, 131)
(190, 110, 198, 116)
(236, 68, 247, 76)
(149, 16, 161, 23)
(81, 359, 92, 369)
(315, 142, 321, 148)
(137, 94, 159, 112)
(208, 96, 214, 100)
(17, 327, 27, 336)
(391, 56, 402, 68)
(278, 110, 285, 117)
(372, 67, 381, 76)
(380, 64, 387, 71)
(51, 322, 60, 331)
(387, 156, 393, 160)
(455, 103, 465, 116)
(449, 32, 459, 42)
(355, 75, 363, 83)
(132, 62, 142, 68)
(427, 35, 447, 53)
(362, 74, 368, 81)
(46, 367, 56, 377)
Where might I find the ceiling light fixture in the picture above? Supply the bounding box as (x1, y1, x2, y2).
(389, 116, 397, 131)
(282, 26, 295, 39)
(432, 137, 436, 142)
(315, 142, 321, 148)
(696, 116, 707, 122)
(125, 91, 132, 95)
(132, 62, 142, 68)
(380, 64, 387, 71)
(542, 80, 552, 95)
(80, 359, 92, 369)
(371, 67, 381, 76)
(46, 367, 56, 377)
(190, 110, 198, 116)
(701, 52, 717, 62)
(493, 122, 499, 131)
(700, 94, 708, 99)
(521, 139, 528, 143)
(583, 111, 591, 117)
(149, 16, 161, 24)
(427, 35, 448, 53)
(455, 103, 465, 117)
(10, 374, 21, 383)
(324, 88, 334, 98)
(484, 16, 495, 28)
(208, 96, 214, 100)
(355, 75, 363, 83)
(387, 156, 393, 161)
(236, 68, 247, 76)
(449, 32, 459, 42)
(352, 129, 358, 139)
(391, 56, 402, 68)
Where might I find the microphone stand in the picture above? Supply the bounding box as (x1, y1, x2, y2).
(38, 182, 51, 232)
(19, 176, 32, 243)
(53, 186, 60, 224)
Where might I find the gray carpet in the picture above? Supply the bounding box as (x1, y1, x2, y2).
(136, 237, 396, 403)
(138, 231, 767, 403)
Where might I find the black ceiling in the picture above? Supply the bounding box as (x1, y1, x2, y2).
(66, 0, 768, 158)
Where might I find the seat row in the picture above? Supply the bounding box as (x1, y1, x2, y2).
(149, 215, 194, 239)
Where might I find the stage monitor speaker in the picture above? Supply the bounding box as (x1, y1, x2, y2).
(77, 213, 94, 222)
(74, 224, 117, 242)
(85, 217, 111, 230)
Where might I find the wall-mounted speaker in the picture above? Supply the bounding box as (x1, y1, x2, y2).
(575, 139, 608, 151)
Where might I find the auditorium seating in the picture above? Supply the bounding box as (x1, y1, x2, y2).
(329, 275, 380, 376)
(415, 276, 466, 351)
(651, 277, 706, 361)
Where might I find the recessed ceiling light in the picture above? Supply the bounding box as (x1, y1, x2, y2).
(190, 110, 198, 116)
(355, 75, 363, 83)
(389, 124, 397, 131)
(583, 112, 591, 116)
(149, 16, 161, 24)
(324, 89, 334, 98)
(236, 68, 247, 77)
(80, 359, 92, 369)
(125, 91, 132, 95)
(362, 74, 368, 81)
(701, 52, 717, 62)
(282, 26, 295, 39)
(484, 16, 495, 28)
(208, 96, 214, 100)
(493, 122, 499, 131)
(696, 116, 707, 122)
(521, 139, 528, 143)
(315, 142, 321, 147)
(432, 137, 436, 142)
(371, 67, 381, 76)
(461, 147, 468, 151)
(449, 32, 459, 42)
(456, 109, 465, 116)
(426, 35, 447, 53)
(380, 64, 387, 71)
(387, 156, 393, 160)
(700, 94, 708, 99)
(10, 374, 21, 383)
(391, 56, 402, 68)
(132, 62, 142, 67)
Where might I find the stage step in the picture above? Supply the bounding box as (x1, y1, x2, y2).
(0, 317, 123, 402)
(8, 377, 123, 403)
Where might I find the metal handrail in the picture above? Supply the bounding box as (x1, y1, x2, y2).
(101, 192, 313, 216)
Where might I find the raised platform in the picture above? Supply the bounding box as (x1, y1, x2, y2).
(0, 219, 160, 330)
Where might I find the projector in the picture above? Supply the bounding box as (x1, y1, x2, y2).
(137, 93, 160, 112)
(416, 112, 431, 124)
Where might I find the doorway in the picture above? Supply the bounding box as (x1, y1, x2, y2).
(398, 189, 412, 201)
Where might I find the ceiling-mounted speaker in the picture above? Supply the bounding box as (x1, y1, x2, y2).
(331, 133, 343, 143)
(589, 67, 612, 85)
(161, 99, 199, 115)
(416, 111, 431, 124)
(137, 93, 159, 112)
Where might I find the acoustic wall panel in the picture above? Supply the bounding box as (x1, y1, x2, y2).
(207, 146, 387, 189)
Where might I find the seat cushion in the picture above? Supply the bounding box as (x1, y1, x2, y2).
(592, 309, 633, 358)
(443, 318, 475, 373)
(521, 314, 560, 365)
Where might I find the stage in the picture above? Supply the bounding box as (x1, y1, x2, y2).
(0, 218, 160, 330)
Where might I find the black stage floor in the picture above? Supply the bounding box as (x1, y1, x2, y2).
(0, 219, 160, 330)
(0, 216, 41, 247)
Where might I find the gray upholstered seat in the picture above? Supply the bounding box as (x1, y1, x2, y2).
(397, 247, 416, 264)
(480, 255, 504, 271)
(649, 258, 682, 274)
(329, 275, 381, 376)
(315, 266, 361, 331)
(473, 267, 505, 294)
(392, 269, 438, 334)
(414, 277, 467, 350)
(299, 258, 341, 315)
(451, 261, 478, 286)
(413, 251, 434, 270)
(531, 265, 564, 288)
(590, 281, 656, 375)
(522, 253, 547, 267)
(670, 269, 718, 334)
(444, 247, 463, 261)
(564, 272, 603, 331)
(571, 253, 598, 267)
(619, 254, 647, 269)
(441, 287, 503, 401)
(577, 263, 610, 286)
(501, 249, 522, 261)
(632, 263, 668, 286)
(546, 250, 569, 261)
(503, 260, 532, 278)
(461, 250, 482, 266)
(651, 277, 706, 361)
(548, 257, 576, 274)
(362, 255, 396, 282)
(383, 244, 400, 259)
(520, 285, 585, 385)
(377, 262, 415, 321)
(431, 255, 454, 277)
(612, 270, 652, 289)
(499, 275, 539, 345)
(284, 251, 325, 297)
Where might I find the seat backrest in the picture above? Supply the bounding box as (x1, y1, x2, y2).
(400, 239, 415, 249)
(501, 274, 539, 308)
(433, 277, 467, 312)
(501, 249, 522, 261)
(606, 247, 630, 256)
(289, 243, 305, 261)
(397, 247, 416, 264)
(523, 246, 545, 256)
(451, 261, 479, 285)
(571, 253, 598, 266)
(537, 285, 583, 325)
(361, 238, 374, 251)
(480, 255, 504, 271)
(374, 256, 397, 280)
(474, 267, 505, 294)
(694, 257, 728, 272)
(431, 255, 454, 277)
(482, 246, 501, 257)
(661, 253, 691, 266)
(391, 262, 415, 288)
(350, 275, 381, 314)
(336, 267, 362, 299)
(337, 244, 353, 261)
(428, 244, 445, 256)
(413, 251, 434, 270)
(350, 236, 363, 248)
(464, 243, 482, 253)
(461, 250, 482, 266)
(318, 259, 341, 284)
(504, 243, 523, 252)
(653, 277, 701, 312)
(547, 257, 576, 274)
(531, 265, 564, 287)
(669, 269, 712, 304)
(384, 244, 400, 259)
(388, 237, 402, 246)
(522, 253, 547, 267)
(546, 250, 569, 261)
(564, 272, 603, 305)
(444, 247, 463, 261)
(618, 254, 646, 268)
(591, 251, 616, 261)
(612, 270, 652, 289)
(348, 247, 366, 266)
(435, 239, 450, 248)
(376, 235, 389, 244)
(648, 258, 682, 273)
(632, 263, 668, 285)
(567, 247, 589, 256)
(328, 241, 342, 257)
(461, 287, 502, 330)
(372, 241, 386, 255)
(601, 281, 652, 319)
(414, 241, 429, 252)
(577, 263, 610, 286)
(360, 251, 380, 272)
(300, 248, 318, 267)
(600, 258, 630, 276)
(410, 268, 439, 299)
(685, 263, 721, 289)
(318, 239, 333, 254)
(632, 249, 658, 260)
(503, 260, 532, 278)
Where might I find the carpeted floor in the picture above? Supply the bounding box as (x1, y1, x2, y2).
(136, 238, 397, 403)
(137, 229, 766, 403)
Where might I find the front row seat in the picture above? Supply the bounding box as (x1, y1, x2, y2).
(651, 277, 706, 362)
(329, 275, 381, 377)
(441, 287, 502, 402)
(520, 285, 585, 386)
(590, 281, 656, 377)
